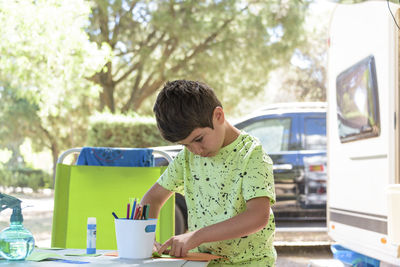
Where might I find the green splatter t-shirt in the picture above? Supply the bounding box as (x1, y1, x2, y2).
(157, 132, 276, 266)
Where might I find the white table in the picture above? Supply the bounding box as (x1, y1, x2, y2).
(0, 249, 208, 266)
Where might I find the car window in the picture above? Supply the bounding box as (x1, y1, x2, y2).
(241, 118, 291, 153)
(304, 117, 326, 150)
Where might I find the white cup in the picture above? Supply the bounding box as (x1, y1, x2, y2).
(115, 218, 157, 259)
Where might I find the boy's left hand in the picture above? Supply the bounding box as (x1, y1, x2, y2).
(157, 231, 201, 257)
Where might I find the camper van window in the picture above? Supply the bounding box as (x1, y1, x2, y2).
(336, 55, 380, 142)
(242, 118, 291, 153)
(304, 117, 326, 150)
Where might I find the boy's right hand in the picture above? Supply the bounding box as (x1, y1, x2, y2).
(153, 241, 162, 253)
(153, 241, 170, 257)
(157, 230, 202, 257)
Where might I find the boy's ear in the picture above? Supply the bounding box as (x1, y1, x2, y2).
(213, 106, 225, 124)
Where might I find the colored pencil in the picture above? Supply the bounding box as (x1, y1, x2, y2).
(126, 203, 130, 219)
(130, 198, 137, 220)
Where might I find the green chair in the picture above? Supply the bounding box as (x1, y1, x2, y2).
(51, 148, 174, 250)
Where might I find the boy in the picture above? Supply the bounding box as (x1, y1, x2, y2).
(141, 80, 276, 266)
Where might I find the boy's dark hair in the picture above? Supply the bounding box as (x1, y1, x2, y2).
(153, 80, 222, 142)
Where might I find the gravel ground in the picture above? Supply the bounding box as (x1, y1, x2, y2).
(0, 190, 335, 266)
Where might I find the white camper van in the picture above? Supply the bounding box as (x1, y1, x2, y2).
(327, 1, 400, 265)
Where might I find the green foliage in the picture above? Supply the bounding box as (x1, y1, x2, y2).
(0, 0, 111, 177)
(0, 166, 53, 192)
(87, 0, 310, 113)
(0, 0, 315, 183)
(0, 86, 40, 149)
(272, 3, 331, 102)
(87, 113, 168, 148)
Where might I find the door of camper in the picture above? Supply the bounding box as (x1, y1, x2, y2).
(327, 1, 400, 265)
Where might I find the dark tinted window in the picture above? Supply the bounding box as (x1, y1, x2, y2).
(241, 118, 291, 153)
(304, 117, 326, 150)
(336, 55, 380, 142)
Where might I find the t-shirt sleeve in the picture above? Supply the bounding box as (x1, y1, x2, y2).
(242, 145, 276, 205)
(156, 150, 185, 195)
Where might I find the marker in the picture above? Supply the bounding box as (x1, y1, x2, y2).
(142, 205, 147, 220)
(145, 204, 150, 220)
(112, 212, 119, 219)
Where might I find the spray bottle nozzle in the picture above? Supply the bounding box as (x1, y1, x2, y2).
(10, 206, 23, 223)
(0, 194, 21, 212)
(0, 194, 23, 223)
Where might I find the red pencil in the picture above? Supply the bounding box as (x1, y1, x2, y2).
(134, 206, 141, 220)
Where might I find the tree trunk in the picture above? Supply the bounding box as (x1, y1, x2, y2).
(99, 84, 115, 113)
(97, 62, 116, 113)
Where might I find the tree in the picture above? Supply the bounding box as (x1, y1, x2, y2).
(272, 2, 331, 102)
(86, 0, 310, 113)
(0, 0, 110, 178)
(0, 85, 37, 169)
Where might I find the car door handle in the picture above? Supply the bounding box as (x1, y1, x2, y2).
(273, 164, 293, 170)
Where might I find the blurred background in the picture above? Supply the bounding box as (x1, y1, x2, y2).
(0, 0, 335, 185)
(0, 0, 346, 264)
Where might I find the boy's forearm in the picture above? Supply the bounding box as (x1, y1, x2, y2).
(194, 197, 270, 244)
(194, 210, 269, 243)
(140, 183, 174, 219)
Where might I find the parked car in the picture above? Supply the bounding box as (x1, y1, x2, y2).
(155, 102, 327, 233)
(234, 102, 327, 220)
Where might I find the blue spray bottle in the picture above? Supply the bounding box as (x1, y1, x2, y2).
(0, 193, 35, 260)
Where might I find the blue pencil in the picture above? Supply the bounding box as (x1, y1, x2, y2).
(112, 212, 119, 219)
(130, 198, 137, 220)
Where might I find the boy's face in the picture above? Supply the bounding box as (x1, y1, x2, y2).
(178, 107, 225, 157)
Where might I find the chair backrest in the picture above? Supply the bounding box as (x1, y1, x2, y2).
(51, 148, 174, 250)
(76, 147, 155, 167)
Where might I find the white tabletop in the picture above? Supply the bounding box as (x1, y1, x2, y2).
(0, 249, 208, 267)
